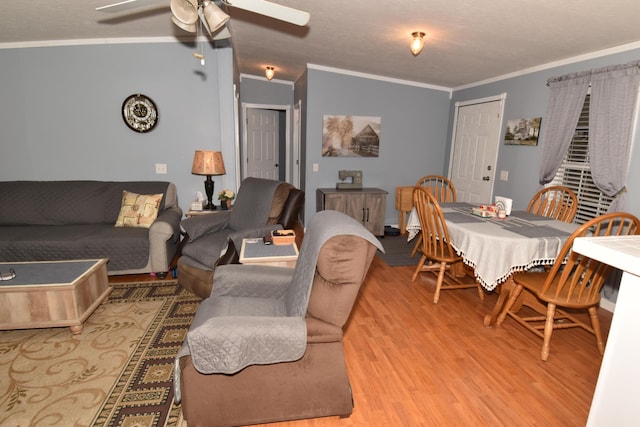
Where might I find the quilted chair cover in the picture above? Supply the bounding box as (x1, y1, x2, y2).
(175, 210, 383, 427)
(177, 177, 305, 298)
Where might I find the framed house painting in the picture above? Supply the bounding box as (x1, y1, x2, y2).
(504, 117, 542, 146)
(322, 115, 381, 157)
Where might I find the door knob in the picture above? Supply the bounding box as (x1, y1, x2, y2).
(482, 176, 490, 181)
(275, 163, 279, 168)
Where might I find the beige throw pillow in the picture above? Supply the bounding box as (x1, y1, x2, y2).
(115, 191, 163, 228)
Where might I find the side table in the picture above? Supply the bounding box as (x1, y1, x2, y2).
(185, 209, 222, 218)
(239, 238, 298, 268)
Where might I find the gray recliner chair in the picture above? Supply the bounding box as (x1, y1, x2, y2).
(174, 210, 383, 427)
(177, 177, 304, 298)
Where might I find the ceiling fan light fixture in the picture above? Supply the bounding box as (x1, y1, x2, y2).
(171, 0, 199, 25)
(202, 1, 230, 34)
(172, 15, 197, 33)
(410, 31, 426, 56)
(265, 66, 275, 81)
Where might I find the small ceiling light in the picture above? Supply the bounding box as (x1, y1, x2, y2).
(265, 66, 275, 81)
(410, 31, 426, 56)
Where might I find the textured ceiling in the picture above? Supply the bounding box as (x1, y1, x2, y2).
(3, 0, 640, 88)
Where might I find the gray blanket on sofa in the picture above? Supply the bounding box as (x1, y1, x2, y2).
(174, 210, 383, 402)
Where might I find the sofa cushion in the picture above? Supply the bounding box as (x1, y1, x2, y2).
(0, 181, 170, 226)
(228, 178, 281, 231)
(266, 183, 294, 225)
(181, 228, 234, 270)
(306, 235, 376, 329)
(278, 189, 304, 229)
(114, 191, 163, 228)
(0, 225, 150, 270)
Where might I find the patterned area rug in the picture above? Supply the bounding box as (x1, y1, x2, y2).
(0, 280, 199, 427)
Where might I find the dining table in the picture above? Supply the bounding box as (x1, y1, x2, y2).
(406, 202, 580, 325)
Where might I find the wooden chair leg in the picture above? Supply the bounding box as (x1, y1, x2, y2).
(588, 306, 605, 355)
(541, 303, 557, 361)
(476, 283, 485, 301)
(411, 254, 428, 281)
(410, 233, 422, 257)
(433, 261, 447, 304)
(497, 284, 523, 326)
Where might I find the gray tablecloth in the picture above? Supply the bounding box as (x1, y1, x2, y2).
(407, 204, 578, 290)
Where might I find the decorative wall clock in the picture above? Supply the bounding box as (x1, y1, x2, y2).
(122, 94, 158, 133)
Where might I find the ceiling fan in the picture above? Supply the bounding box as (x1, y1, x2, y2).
(97, 0, 310, 41)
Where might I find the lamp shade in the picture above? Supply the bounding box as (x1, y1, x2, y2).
(202, 0, 230, 34)
(171, 0, 198, 25)
(172, 15, 197, 33)
(192, 150, 226, 176)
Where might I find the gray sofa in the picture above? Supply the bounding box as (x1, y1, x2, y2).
(0, 180, 182, 276)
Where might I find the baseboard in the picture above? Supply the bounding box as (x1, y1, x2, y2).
(599, 298, 615, 313)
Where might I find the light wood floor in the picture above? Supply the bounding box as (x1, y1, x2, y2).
(112, 255, 612, 426)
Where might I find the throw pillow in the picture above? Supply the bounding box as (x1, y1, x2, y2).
(115, 191, 163, 228)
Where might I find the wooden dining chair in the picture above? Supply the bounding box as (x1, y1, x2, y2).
(411, 186, 484, 303)
(499, 212, 640, 361)
(526, 185, 578, 223)
(410, 175, 456, 257)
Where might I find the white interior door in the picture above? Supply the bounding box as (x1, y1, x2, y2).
(449, 94, 505, 204)
(246, 108, 279, 179)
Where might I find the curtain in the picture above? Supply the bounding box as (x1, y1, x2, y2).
(589, 61, 640, 212)
(538, 73, 590, 184)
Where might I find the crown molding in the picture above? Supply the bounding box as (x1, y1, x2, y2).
(454, 40, 640, 91)
(307, 63, 452, 93)
(0, 36, 205, 50)
(239, 73, 294, 87)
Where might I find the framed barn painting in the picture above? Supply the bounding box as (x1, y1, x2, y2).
(322, 115, 381, 157)
(504, 117, 542, 146)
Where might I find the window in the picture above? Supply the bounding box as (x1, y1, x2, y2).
(551, 94, 614, 224)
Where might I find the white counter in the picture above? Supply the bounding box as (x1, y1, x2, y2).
(573, 235, 640, 427)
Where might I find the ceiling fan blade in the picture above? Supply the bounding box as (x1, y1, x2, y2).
(96, 0, 161, 12)
(223, 0, 310, 26)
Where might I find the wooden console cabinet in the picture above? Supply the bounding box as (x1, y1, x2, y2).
(316, 188, 387, 236)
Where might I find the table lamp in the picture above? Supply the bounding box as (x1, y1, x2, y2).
(191, 150, 226, 210)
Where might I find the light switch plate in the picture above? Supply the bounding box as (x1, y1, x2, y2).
(500, 170, 509, 181)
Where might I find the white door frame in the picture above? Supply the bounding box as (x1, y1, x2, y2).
(232, 85, 242, 190)
(292, 100, 302, 188)
(241, 102, 293, 183)
(447, 93, 507, 202)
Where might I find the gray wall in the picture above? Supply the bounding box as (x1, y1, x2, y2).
(302, 68, 452, 224)
(449, 48, 640, 217)
(3, 41, 639, 225)
(238, 76, 295, 182)
(0, 42, 237, 212)
(239, 75, 294, 106)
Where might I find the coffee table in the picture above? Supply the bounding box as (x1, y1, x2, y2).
(0, 259, 110, 334)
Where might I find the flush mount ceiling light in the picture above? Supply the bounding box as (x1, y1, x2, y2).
(265, 66, 275, 80)
(410, 31, 426, 56)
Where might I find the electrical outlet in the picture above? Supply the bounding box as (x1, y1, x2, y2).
(500, 170, 509, 181)
(155, 163, 167, 174)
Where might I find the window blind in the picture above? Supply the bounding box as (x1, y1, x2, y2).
(551, 94, 613, 224)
